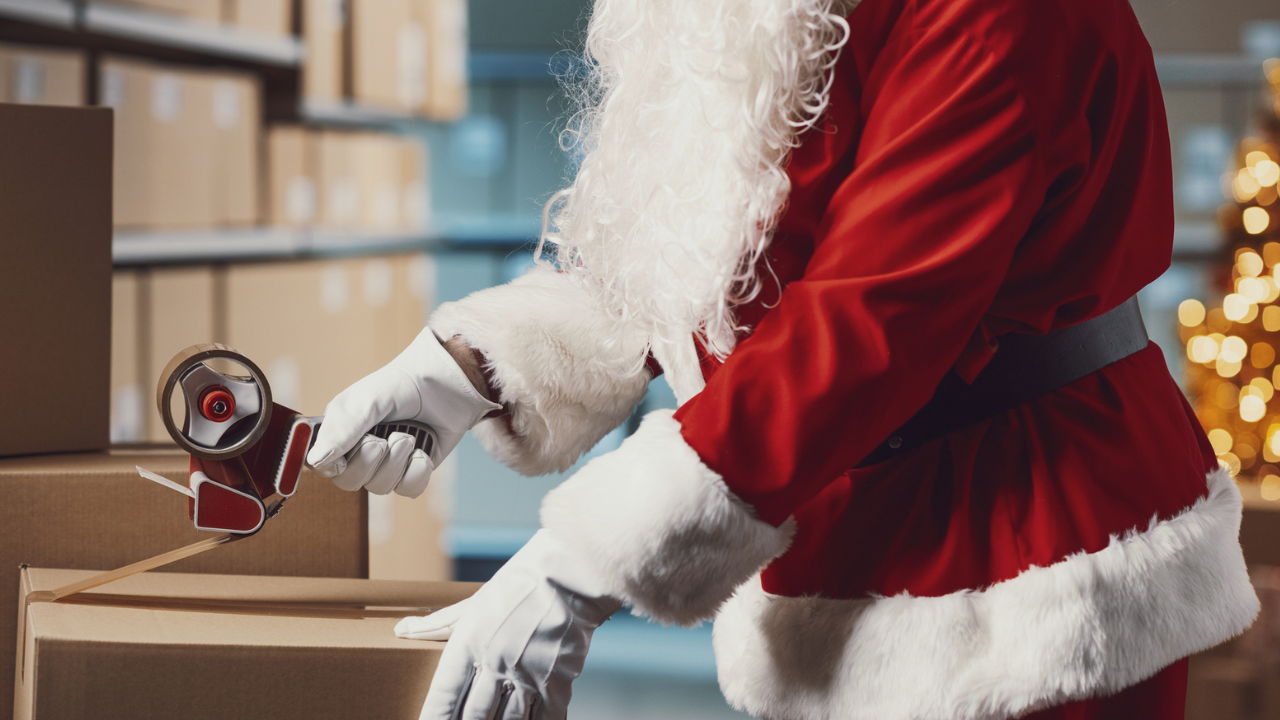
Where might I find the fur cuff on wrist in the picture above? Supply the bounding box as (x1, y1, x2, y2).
(540, 409, 794, 626)
(429, 268, 651, 476)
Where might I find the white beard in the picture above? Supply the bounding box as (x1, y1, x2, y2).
(539, 0, 855, 403)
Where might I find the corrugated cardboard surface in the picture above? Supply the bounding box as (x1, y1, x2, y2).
(16, 568, 475, 720)
(0, 104, 111, 458)
(0, 45, 84, 106)
(0, 449, 368, 719)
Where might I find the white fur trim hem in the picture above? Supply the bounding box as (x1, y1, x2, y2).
(429, 267, 651, 476)
(712, 467, 1258, 720)
(541, 409, 794, 626)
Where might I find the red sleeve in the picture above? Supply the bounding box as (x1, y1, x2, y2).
(673, 24, 1053, 526)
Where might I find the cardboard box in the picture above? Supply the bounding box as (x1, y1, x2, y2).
(355, 132, 404, 230)
(0, 45, 84, 106)
(103, 57, 260, 229)
(316, 129, 359, 228)
(420, 0, 467, 120)
(350, 0, 421, 112)
(0, 450, 370, 718)
(110, 271, 145, 444)
(208, 71, 261, 226)
(0, 104, 111, 458)
(16, 568, 475, 720)
(302, 0, 346, 103)
(265, 125, 319, 227)
(224, 0, 292, 37)
(400, 137, 428, 231)
(105, 0, 221, 23)
(144, 266, 220, 443)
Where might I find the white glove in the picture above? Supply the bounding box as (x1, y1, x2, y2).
(306, 328, 501, 498)
(396, 530, 621, 720)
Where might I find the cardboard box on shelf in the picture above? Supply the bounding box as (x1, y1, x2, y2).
(265, 125, 319, 227)
(16, 567, 474, 720)
(350, 0, 421, 112)
(355, 132, 405, 230)
(0, 450, 369, 718)
(110, 271, 145, 444)
(103, 57, 260, 229)
(0, 45, 85, 106)
(144, 265, 220, 442)
(316, 129, 359, 228)
(104, 0, 222, 23)
(208, 70, 261, 225)
(420, 0, 467, 120)
(102, 56, 215, 228)
(400, 136, 428, 231)
(0, 104, 112, 458)
(224, 0, 292, 37)
(302, 0, 346, 104)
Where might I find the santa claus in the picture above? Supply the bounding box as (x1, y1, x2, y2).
(306, 0, 1260, 717)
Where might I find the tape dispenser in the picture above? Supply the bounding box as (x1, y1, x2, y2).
(137, 343, 437, 536)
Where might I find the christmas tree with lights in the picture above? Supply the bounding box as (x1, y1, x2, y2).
(1181, 59, 1280, 493)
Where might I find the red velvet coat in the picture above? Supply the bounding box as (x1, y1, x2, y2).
(672, 0, 1216, 715)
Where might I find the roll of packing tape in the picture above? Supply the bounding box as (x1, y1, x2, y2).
(157, 343, 273, 460)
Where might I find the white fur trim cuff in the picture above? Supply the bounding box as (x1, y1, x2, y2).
(712, 467, 1259, 720)
(540, 409, 794, 626)
(429, 267, 651, 476)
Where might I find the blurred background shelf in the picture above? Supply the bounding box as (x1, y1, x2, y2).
(0, 0, 74, 29)
(81, 2, 302, 66)
(1155, 53, 1271, 86)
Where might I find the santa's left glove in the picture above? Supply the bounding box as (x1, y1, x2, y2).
(395, 529, 621, 720)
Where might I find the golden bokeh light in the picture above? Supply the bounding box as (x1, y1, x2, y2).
(1265, 242, 1280, 267)
(1257, 160, 1280, 188)
(1254, 342, 1277, 369)
(1240, 277, 1269, 302)
(1252, 376, 1276, 402)
(1238, 251, 1265, 278)
(1223, 293, 1251, 321)
(1265, 306, 1280, 332)
(1244, 206, 1271, 235)
(1207, 308, 1232, 333)
(1243, 303, 1261, 324)
(1242, 384, 1266, 401)
(1236, 171, 1262, 202)
(1216, 381, 1240, 409)
(1189, 335, 1219, 364)
(1220, 335, 1248, 363)
(1218, 357, 1243, 378)
(1247, 150, 1273, 169)
(1266, 276, 1280, 303)
(1178, 299, 1206, 327)
(1221, 453, 1241, 476)
(1264, 475, 1280, 501)
(1208, 428, 1234, 454)
(1241, 394, 1266, 422)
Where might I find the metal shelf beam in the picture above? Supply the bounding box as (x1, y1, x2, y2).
(0, 0, 75, 29)
(81, 2, 302, 66)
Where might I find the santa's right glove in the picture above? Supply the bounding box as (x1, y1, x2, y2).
(306, 328, 501, 498)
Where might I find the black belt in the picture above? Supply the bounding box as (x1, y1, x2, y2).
(856, 296, 1149, 468)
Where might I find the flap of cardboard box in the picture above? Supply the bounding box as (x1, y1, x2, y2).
(16, 567, 481, 720)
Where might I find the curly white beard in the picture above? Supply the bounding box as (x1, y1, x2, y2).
(539, 0, 854, 401)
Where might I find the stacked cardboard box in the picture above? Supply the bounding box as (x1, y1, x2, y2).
(105, 0, 222, 24)
(303, 0, 467, 120)
(0, 45, 84, 106)
(102, 56, 261, 229)
(265, 126, 428, 231)
(0, 104, 112, 458)
(16, 568, 475, 719)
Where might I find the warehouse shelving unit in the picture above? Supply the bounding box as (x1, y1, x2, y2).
(0, 0, 74, 28)
(81, 2, 302, 65)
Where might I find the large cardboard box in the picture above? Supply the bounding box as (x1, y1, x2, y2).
(0, 45, 84, 106)
(0, 104, 111, 458)
(350, 0, 422, 112)
(302, 0, 346, 104)
(420, 0, 467, 120)
(265, 124, 319, 227)
(224, 0, 292, 37)
(110, 271, 145, 444)
(0, 450, 369, 718)
(104, 0, 221, 23)
(316, 129, 359, 228)
(16, 568, 475, 720)
(401, 136, 428, 231)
